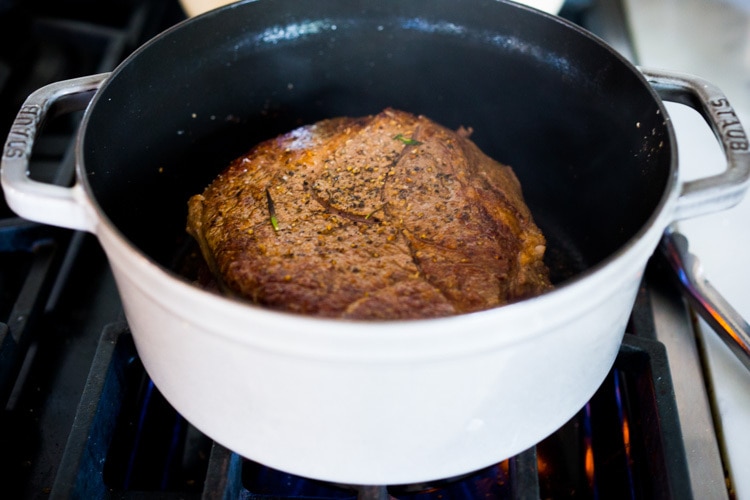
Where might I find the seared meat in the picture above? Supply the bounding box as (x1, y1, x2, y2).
(186, 108, 551, 319)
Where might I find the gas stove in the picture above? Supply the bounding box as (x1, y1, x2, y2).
(0, 0, 740, 498)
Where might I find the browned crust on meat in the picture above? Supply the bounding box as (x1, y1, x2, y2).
(186, 108, 551, 319)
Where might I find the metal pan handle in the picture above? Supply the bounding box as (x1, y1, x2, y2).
(660, 228, 750, 373)
(641, 68, 750, 221)
(1, 73, 109, 233)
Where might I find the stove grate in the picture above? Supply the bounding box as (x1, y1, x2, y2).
(50, 323, 692, 499)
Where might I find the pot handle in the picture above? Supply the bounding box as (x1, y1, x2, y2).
(1, 73, 109, 233)
(640, 68, 750, 221)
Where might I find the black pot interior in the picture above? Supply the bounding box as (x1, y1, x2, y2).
(82, 0, 673, 285)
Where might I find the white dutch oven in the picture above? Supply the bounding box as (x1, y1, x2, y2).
(2, 0, 749, 485)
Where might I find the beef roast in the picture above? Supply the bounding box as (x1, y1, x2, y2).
(186, 108, 551, 319)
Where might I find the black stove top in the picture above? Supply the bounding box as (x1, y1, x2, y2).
(0, 1, 706, 498)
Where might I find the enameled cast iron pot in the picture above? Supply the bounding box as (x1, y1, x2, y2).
(3, 0, 749, 485)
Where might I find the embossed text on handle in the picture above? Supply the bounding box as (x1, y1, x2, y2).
(3, 104, 41, 160)
(710, 97, 749, 151)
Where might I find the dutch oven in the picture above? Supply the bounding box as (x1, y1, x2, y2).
(2, 0, 749, 485)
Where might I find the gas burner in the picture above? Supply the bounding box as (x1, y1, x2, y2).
(48, 322, 690, 498)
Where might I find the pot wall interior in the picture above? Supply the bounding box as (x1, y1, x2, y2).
(81, 0, 672, 284)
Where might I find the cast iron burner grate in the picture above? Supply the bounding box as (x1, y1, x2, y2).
(49, 321, 692, 499)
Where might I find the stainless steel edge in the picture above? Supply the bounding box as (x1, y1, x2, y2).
(660, 229, 750, 373)
(649, 271, 729, 500)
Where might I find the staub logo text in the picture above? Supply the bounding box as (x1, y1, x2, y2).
(3, 104, 40, 159)
(711, 98, 749, 152)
